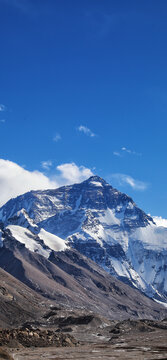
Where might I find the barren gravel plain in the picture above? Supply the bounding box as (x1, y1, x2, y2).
(3, 318, 167, 360)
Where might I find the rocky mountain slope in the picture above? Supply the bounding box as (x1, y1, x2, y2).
(0, 267, 49, 328)
(0, 175, 167, 303)
(1, 227, 166, 321)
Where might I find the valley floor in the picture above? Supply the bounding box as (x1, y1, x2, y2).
(7, 326, 167, 360)
(10, 343, 167, 360)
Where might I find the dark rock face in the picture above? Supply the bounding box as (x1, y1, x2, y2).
(37, 176, 153, 234)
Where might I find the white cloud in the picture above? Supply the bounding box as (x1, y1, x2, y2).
(111, 173, 148, 191)
(55, 163, 93, 184)
(0, 119, 5, 123)
(41, 160, 53, 171)
(0, 104, 6, 112)
(152, 216, 167, 228)
(0, 159, 56, 206)
(0, 159, 93, 207)
(53, 133, 61, 142)
(78, 125, 96, 137)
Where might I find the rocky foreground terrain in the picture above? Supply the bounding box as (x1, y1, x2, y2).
(0, 268, 167, 359)
(1, 316, 167, 359)
(0, 266, 167, 359)
(0, 246, 167, 358)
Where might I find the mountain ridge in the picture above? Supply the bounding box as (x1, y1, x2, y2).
(0, 227, 167, 321)
(0, 175, 167, 303)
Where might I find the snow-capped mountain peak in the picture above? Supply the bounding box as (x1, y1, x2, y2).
(0, 176, 167, 303)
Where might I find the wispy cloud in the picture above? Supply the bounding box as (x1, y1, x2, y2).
(110, 173, 148, 191)
(77, 125, 96, 137)
(41, 160, 53, 171)
(0, 104, 6, 112)
(113, 146, 141, 157)
(0, 119, 5, 123)
(121, 147, 141, 156)
(113, 151, 122, 157)
(53, 133, 61, 142)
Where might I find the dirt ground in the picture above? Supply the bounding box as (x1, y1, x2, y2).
(1, 316, 167, 359)
(7, 326, 167, 360)
(9, 344, 167, 360)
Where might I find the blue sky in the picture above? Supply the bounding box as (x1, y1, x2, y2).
(0, 0, 167, 217)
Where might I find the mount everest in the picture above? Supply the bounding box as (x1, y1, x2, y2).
(0, 175, 167, 305)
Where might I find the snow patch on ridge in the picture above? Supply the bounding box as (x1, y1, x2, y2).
(154, 299, 167, 308)
(99, 208, 121, 226)
(39, 228, 68, 252)
(6, 225, 50, 258)
(90, 181, 103, 187)
(6, 225, 67, 256)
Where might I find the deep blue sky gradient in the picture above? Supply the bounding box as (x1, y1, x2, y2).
(0, 0, 167, 216)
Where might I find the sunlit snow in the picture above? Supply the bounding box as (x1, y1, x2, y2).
(90, 181, 103, 187)
(6, 225, 50, 258)
(39, 228, 67, 252)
